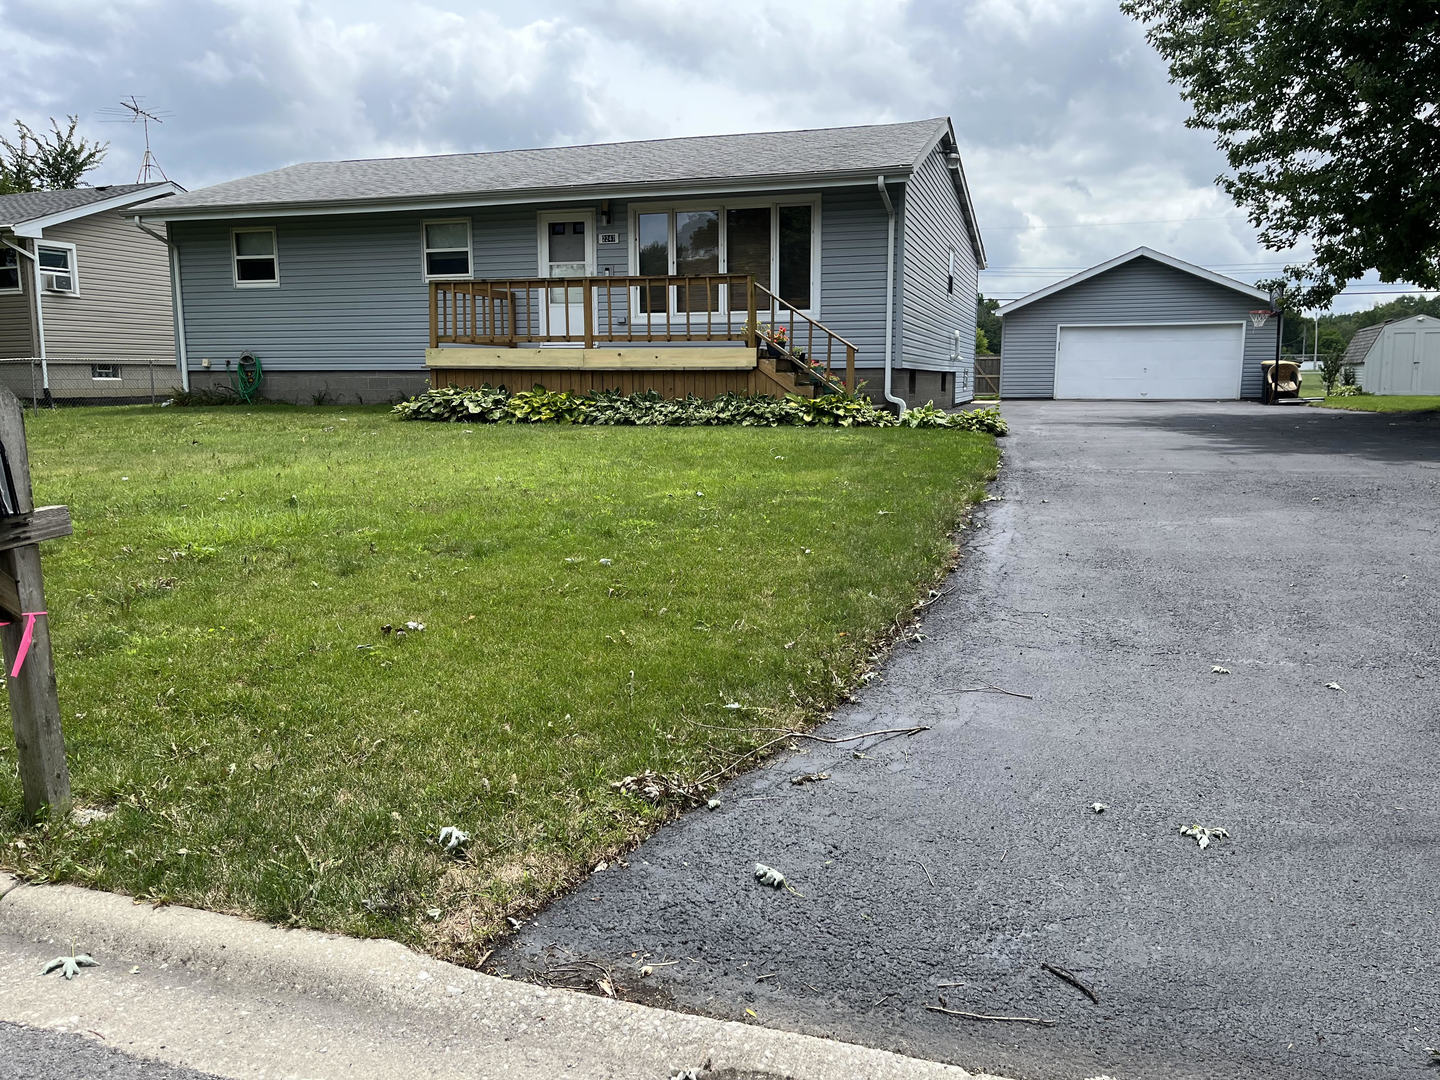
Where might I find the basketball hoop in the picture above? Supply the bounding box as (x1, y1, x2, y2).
(1248, 309, 1275, 329)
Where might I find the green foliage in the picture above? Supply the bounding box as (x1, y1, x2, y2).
(977, 294, 1002, 354)
(1319, 352, 1346, 395)
(1330, 385, 1367, 397)
(395, 385, 1010, 435)
(0, 116, 107, 194)
(1122, 1, 1440, 307)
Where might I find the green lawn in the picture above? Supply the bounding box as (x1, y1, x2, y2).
(1317, 394, 1440, 413)
(0, 405, 996, 962)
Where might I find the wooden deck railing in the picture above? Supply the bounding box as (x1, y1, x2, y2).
(430, 275, 758, 348)
(430, 274, 859, 394)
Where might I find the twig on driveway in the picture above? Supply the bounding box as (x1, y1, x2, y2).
(1041, 962, 1099, 1004)
(915, 859, 936, 887)
(926, 1005, 1056, 1026)
(692, 726, 930, 789)
(940, 685, 1034, 700)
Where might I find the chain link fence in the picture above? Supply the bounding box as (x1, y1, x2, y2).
(0, 358, 180, 408)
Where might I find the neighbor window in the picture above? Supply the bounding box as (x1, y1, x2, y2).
(422, 219, 471, 278)
(632, 198, 817, 316)
(37, 243, 77, 294)
(233, 228, 278, 286)
(0, 247, 19, 292)
(91, 363, 120, 380)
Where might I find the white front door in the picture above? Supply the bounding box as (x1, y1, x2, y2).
(1054, 323, 1245, 400)
(538, 211, 595, 341)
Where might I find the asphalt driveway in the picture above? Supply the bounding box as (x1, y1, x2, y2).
(491, 401, 1440, 1080)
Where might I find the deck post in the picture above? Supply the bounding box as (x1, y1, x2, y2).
(582, 277, 594, 349)
(428, 283, 439, 348)
(846, 345, 856, 392)
(746, 276, 757, 348)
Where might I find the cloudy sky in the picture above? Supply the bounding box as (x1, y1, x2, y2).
(0, 0, 1419, 313)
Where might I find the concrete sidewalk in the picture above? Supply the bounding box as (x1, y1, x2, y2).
(0, 873, 1010, 1080)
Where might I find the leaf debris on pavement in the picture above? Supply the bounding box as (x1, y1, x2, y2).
(1211, 665, 1231, 674)
(790, 771, 830, 785)
(1179, 823, 1230, 849)
(1090, 802, 1108, 813)
(754, 862, 787, 888)
(42, 950, 98, 980)
(1325, 681, 1345, 692)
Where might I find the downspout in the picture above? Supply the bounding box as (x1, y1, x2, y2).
(877, 175, 905, 414)
(134, 220, 189, 393)
(1, 237, 49, 404)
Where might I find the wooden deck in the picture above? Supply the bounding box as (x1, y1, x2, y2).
(428, 274, 857, 398)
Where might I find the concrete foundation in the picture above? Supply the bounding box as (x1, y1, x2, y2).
(189, 369, 429, 406)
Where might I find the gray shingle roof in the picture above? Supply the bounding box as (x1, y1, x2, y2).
(0, 183, 169, 227)
(1342, 322, 1387, 367)
(150, 119, 951, 214)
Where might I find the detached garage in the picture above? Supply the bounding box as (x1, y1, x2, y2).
(996, 247, 1279, 400)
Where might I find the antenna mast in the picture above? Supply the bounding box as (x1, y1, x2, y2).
(102, 96, 170, 183)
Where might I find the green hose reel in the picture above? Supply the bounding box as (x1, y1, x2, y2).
(231, 352, 264, 403)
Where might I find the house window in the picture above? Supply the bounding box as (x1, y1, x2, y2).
(37, 243, 77, 295)
(233, 228, 278, 286)
(0, 248, 19, 293)
(947, 245, 957, 295)
(423, 219, 471, 279)
(91, 363, 120, 381)
(632, 197, 818, 316)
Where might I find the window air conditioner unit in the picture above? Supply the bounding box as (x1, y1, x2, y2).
(41, 272, 73, 293)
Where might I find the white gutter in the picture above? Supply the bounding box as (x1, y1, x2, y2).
(876, 176, 905, 414)
(2, 237, 48, 394)
(132, 219, 189, 392)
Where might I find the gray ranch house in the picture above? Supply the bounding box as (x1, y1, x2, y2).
(0, 182, 183, 404)
(136, 118, 985, 407)
(997, 247, 1280, 400)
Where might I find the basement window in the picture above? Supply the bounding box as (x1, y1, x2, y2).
(233, 228, 278, 286)
(91, 363, 121, 381)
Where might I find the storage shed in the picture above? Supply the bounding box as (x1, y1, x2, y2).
(1346, 315, 1440, 395)
(996, 247, 1279, 400)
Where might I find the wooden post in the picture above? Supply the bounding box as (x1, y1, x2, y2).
(846, 345, 856, 392)
(582, 277, 594, 349)
(428, 283, 439, 348)
(0, 385, 71, 819)
(746, 276, 757, 349)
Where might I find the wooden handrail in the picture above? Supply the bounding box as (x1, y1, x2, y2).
(754, 283, 859, 392)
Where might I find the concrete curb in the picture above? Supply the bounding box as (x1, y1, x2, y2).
(0, 873, 1009, 1080)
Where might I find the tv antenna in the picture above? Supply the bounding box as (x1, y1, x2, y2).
(97, 96, 170, 183)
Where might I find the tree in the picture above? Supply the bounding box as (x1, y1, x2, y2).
(976, 293, 1002, 354)
(1121, 1, 1440, 308)
(0, 116, 108, 194)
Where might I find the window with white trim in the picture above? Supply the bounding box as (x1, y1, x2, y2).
(0, 247, 19, 293)
(37, 242, 77, 295)
(91, 363, 120, 380)
(233, 228, 278, 286)
(422, 219, 471, 279)
(631, 197, 819, 316)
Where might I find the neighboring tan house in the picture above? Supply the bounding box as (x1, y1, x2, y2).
(0, 182, 183, 404)
(1345, 314, 1440, 395)
(135, 119, 985, 407)
(997, 247, 1281, 400)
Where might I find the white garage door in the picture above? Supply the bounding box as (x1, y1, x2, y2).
(1055, 323, 1244, 400)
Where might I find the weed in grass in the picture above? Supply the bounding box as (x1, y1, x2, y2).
(0, 404, 997, 960)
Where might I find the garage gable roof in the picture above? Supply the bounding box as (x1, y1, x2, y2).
(996, 247, 1270, 316)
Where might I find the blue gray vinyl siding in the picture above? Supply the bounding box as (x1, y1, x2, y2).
(899, 147, 977, 391)
(817, 185, 892, 376)
(175, 190, 897, 376)
(999, 256, 1278, 399)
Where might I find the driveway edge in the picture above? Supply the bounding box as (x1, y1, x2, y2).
(0, 873, 1010, 1080)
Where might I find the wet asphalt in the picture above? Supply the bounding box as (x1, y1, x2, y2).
(491, 401, 1440, 1080)
(0, 1021, 224, 1079)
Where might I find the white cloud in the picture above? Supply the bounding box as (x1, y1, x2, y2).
(0, 0, 1419, 311)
